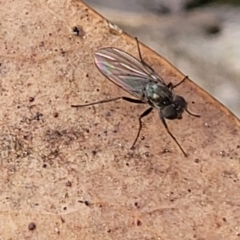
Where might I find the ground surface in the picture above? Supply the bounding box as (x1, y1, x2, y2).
(0, 0, 240, 239)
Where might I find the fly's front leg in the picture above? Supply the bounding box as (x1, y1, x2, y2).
(159, 111, 187, 157)
(130, 107, 153, 150)
(167, 76, 189, 90)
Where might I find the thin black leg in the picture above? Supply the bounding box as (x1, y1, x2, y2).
(130, 107, 153, 150)
(159, 111, 187, 157)
(171, 76, 188, 89)
(71, 96, 146, 108)
(167, 76, 189, 90)
(134, 37, 156, 73)
(135, 37, 144, 63)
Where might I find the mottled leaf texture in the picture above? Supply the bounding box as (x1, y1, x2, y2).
(0, 0, 239, 240)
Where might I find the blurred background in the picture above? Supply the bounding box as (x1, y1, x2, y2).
(83, 0, 240, 117)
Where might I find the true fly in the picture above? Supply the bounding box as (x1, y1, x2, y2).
(71, 38, 200, 157)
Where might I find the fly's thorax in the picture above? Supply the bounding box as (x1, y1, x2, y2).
(161, 95, 187, 120)
(145, 82, 173, 108)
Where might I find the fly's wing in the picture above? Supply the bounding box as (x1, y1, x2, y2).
(94, 47, 166, 99)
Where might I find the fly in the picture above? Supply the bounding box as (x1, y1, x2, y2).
(71, 38, 200, 157)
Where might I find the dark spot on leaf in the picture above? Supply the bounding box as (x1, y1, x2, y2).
(65, 181, 72, 187)
(137, 220, 142, 226)
(72, 25, 85, 38)
(28, 222, 36, 230)
(29, 97, 35, 102)
(194, 158, 200, 163)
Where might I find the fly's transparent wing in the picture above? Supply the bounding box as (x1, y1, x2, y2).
(94, 47, 165, 99)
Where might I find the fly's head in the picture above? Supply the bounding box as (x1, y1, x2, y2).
(161, 95, 187, 120)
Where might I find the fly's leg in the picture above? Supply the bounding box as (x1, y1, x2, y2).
(72, 96, 148, 149)
(135, 37, 156, 73)
(135, 37, 144, 63)
(159, 111, 188, 157)
(130, 107, 153, 150)
(167, 76, 189, 90)
(71, 96, 145, 108)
